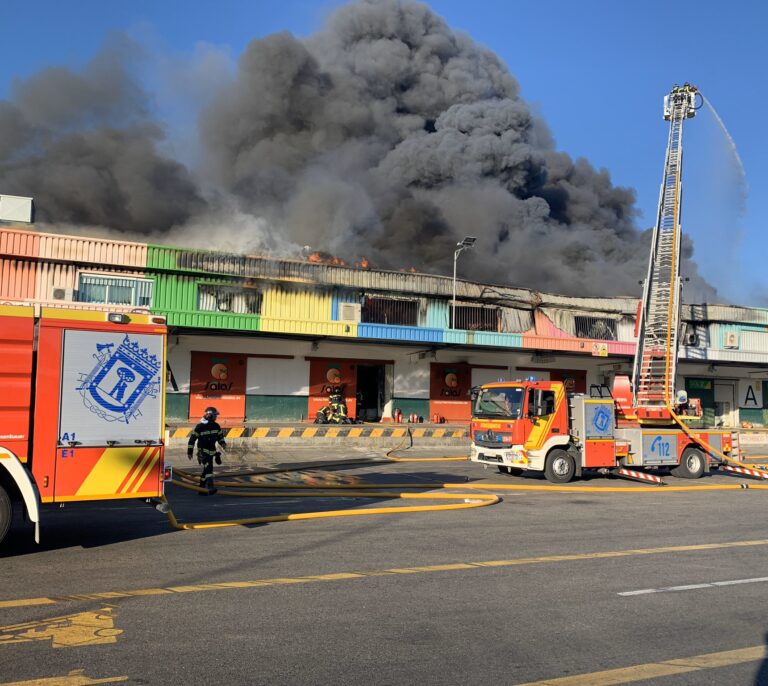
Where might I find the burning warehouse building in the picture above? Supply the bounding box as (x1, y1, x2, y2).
(2, 224, 768, 429)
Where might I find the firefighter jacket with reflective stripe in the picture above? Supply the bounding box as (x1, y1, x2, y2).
(188, 421, 227, 457)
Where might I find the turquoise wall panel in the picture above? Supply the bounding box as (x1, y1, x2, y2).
(426, 300, 449, 329)
(472, 332, 522, 348)
(444, 329, 468, 345)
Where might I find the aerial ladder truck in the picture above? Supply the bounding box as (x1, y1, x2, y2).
(469, 84, 762, 484)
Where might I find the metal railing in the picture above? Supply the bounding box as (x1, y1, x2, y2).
(362, 297, 418, 326)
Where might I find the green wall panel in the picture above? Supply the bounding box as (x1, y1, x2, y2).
(164, 310, 260, 331)
(166, 393, 190, 421)
(246, 395, 308, 421)
(149, 271, 260, 331)
(738, 381, 768, 426)
(684, 378, 716, 427)
(148, 245, 205, 271)
(392, 398, 429, 420)
(739, 408, 768, 426)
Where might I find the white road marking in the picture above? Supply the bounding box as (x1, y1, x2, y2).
(619, 575, 768, 596)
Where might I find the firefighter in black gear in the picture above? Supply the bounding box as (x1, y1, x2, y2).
(187, 406, 227, 495)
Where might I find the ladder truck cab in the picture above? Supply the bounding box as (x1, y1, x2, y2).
(0, 304, 169, 547)
(469, 380, 732, 483)
(470, 83, 737, 484)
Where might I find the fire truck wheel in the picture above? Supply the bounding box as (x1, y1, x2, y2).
(671, 447, 705, 479)
(0, 484, 11, 545)
(497, 465, 511, 474)
(544, 449, 576, 484)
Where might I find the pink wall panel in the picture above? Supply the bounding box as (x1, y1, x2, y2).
(38, 234, 147, 268)
(0, 258, 37, 300)
(0, 228, 40, 259)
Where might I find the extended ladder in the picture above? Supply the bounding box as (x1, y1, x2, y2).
(632, 85, 698, 421)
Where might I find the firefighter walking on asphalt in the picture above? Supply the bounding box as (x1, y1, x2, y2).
(187, 406, 227, 495)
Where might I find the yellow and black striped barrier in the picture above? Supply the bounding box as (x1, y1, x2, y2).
(168, 425, 469, 440)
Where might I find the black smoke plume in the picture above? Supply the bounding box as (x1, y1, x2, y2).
(0, 1, 715, 299)
(0, 36, 205, 233)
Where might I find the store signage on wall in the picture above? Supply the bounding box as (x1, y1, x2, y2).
(189, 351, 247, 420)
(688, 379, 713, 391)
(442, 368, 461, 397)
(591, 342, 608, 357)
(739, 379, 763, 408)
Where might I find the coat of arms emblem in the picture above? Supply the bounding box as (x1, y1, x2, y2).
(77, 335, 161, 424)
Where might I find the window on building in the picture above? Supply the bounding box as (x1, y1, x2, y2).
(362, 297, 418, 326)
(198, 285, 261, 314)
(454, 305, 500, 332)
(77, 274, 153, 307)
(574, 316, 617, 340)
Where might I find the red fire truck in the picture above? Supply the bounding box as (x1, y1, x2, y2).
(0, 304, 168, 546)
(469, 85, 744, 484)
(469, 380, 732, 483)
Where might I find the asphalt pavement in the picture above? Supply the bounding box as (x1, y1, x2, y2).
(2, 448, 768, 685)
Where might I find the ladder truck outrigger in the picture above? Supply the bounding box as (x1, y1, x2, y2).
(469, 84, 763, 484)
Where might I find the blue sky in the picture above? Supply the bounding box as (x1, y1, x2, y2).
(1, 0, 766, 305)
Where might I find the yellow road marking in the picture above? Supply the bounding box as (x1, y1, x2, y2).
(227, 427, 244, 439)
(370, 428, 384, 438)
(348, 428, 363, 438)
(514, 644, 765, 685)
(0, 670, 128, 685)
(4, 538, 768, 610)
(277, 428, 294, 438)
(0, 607, 121, 649)
(252, 428, 269, 438)
(433, 429, 445, 438)
(392, 428, 407, 437)
(326, 428, 339, 437)
(301, 428, 317, 438)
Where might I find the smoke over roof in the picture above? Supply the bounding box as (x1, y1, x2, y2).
(0, 1, 715, 300)
(0, 36, 205, 233)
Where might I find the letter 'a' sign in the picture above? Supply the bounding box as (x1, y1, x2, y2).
(739, 380, 763, 409)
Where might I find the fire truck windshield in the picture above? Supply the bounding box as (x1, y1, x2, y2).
(473, 387, 524, 419)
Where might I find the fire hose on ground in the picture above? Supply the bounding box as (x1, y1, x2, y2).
(162, 430, 768, 532)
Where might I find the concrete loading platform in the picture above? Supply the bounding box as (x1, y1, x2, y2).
(166, 422, 470, 448)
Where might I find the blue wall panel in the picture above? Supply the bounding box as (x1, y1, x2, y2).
(331, 290, 360, 321)
(358, 323, 444, 343)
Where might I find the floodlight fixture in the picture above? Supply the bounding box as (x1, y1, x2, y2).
(451, 237, 478, 329)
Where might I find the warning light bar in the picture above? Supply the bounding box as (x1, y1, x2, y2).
(108, 313, 130, 324)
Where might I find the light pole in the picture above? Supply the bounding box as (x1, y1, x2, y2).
(452, 236, 476, 329)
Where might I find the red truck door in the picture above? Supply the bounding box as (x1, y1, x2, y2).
(31, 309, 166, 503)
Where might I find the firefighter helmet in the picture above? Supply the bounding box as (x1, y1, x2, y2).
(204, 406, 220, 420)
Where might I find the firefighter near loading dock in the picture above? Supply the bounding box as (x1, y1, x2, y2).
(187, 407, 227, 495)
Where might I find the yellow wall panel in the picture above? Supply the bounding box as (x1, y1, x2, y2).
(262, 286, 332, 322)
(259, 317, 357, 337)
